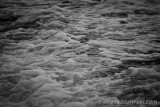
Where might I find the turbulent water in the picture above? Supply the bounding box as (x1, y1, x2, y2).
(0, 0, 160, 107)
